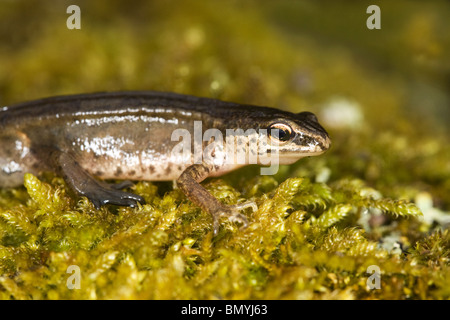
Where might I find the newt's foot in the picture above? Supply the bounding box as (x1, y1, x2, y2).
(212, 201, 257, 235)
(87, 181, 145, 209)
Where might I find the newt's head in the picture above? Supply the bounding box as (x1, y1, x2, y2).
(262, 111, 331, 165)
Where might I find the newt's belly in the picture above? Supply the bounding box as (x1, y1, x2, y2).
(61, 114, 239, 181)
(0, 111, 239, 185)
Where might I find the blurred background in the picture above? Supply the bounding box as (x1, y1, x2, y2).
(0, 0, 449, 211)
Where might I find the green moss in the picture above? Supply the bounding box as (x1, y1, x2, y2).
(0, 171, 445, 299)
(1, 0, 449, 300)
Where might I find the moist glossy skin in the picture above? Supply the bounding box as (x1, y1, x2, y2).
(0, 91, 331, 234)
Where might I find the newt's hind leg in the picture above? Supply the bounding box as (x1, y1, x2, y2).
(56, 151, 144, 208)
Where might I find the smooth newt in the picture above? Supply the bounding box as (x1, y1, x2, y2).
(0, 91, 331, 234)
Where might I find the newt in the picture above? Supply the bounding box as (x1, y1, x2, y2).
(0, 91, 331, 234)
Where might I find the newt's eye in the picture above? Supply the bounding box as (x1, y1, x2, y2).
(268, 123, 294, 143)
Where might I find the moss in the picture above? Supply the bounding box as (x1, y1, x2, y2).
(1, 0, 449, 300)
(0, 172, 446, 299)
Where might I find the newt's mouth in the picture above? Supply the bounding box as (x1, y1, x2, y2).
(319, 134, 332, 152)
(266, 144, 330, 165)
(291, 132, 331, 154)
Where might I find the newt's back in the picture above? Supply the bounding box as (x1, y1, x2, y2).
(0, 92, 221, 186)
(0, 91, 262, 187)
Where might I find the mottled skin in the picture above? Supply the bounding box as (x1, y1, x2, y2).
(0, 91, 331, 234)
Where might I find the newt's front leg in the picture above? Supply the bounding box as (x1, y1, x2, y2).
(56, 151, 145, 208)
(176, 163, 257, 235)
